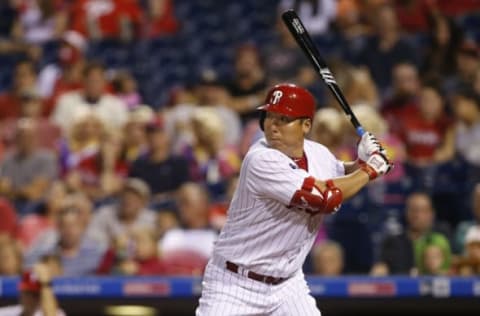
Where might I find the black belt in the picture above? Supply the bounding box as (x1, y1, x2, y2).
(225, 261, 286, 285)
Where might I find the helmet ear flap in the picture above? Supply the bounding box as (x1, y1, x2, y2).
(259, 111, 266, 131)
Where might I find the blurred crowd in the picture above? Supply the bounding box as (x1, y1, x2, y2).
(0, 0, 479, 285)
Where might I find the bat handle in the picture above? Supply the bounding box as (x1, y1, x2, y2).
(356, 126, 365, 137)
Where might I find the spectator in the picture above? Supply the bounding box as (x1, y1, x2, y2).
(226, 43, 267, 125)
(393, 0, 432, 33)
(123, 105, 153, 164)
(87, 178, 157, 248)
(25, 206, 106, 277)
(16, 181, 67, 252)
(142, 0, 179, 38)
(399, 82, 454, 167)
(454, 183, 480, 254)
(111, 70, 142, 110)
(0, 59, 41, 120)
(0, 262, 65, 316)
(433, 1, 480, 17)
(0, 236, 22, 276)
(452, 226, 480, 276)
(57, 109, 105, 193)
(322, 60, 380, 110)
(194, 70, 242, 149)
(37, 30, 88, 113)
(310, 240, 345, 276)
(343, 67, 380, 109)
(51, 61, 128, 133)
(114, 228, 166, 276)
(181, 108, 241, 200)
(66, 128, 128, 203)
(262, 12, 316, 86)
(165, 69, 242, 151)
(129, 116, 190, 206)
(334, 0, 379, 38)
(159, 182, 218, 260)
(445, 39, 480, 94)
(416, 232, 452, 275)
(451, 85, 480, 183)
(310, 108, 347, 155)
(278, 0, 337, 36)
(0, 87, 61, 152)
(370, 192, 452, 275)
(70, 0, 143, 41)
(62, 192, 94, 229)
(12, 0, 67, 45)
(0, 118, 58, 216)
(381, 62, 421, 136)
(421, 14, 463, 82)
(355, 4, 417, 93)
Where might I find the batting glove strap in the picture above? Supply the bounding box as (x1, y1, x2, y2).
(361, 152, 392, 180)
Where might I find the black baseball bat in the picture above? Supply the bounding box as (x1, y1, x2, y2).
(281, 9, 365, 137)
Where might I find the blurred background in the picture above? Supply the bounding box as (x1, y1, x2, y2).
(0, 0, 479, 315)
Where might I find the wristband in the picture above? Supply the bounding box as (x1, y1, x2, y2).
(360, 164, 378, 180)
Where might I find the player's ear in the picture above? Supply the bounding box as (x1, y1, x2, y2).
(302, 118, 312, 135)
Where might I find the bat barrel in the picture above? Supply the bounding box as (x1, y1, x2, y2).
(281, 9, 365, 137)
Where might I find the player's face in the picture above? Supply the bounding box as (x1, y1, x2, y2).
(264, 112, 311, 156)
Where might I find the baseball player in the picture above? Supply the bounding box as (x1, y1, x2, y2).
(196, 83, 391, 315)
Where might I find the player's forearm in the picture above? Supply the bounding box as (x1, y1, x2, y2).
(40, 285, 59, 316)
(315, 169, 369, 200)
(343, 160, 359, 175)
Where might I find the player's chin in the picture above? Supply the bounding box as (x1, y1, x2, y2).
(267, 137, 284, 150)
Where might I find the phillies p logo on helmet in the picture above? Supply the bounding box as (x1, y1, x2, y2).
(257, 83, 316, 130)
(270, 90, 283, 104)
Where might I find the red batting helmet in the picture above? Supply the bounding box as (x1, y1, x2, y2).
(258, 83, 316, 130)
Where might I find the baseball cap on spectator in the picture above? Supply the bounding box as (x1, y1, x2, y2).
(63, 30, 87, 52)
(123, 178, 151, 200)
(19, 270, 42, 293)
(465, 226, 480, 245)
(59, 30, 86, 66)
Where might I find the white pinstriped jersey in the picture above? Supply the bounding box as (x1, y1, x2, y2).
(212, 138, 345, 278)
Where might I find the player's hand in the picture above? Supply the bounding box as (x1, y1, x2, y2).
(357, 132, 386, 162)
(32, 262, 51, 284)
(361, 152, 392, 180)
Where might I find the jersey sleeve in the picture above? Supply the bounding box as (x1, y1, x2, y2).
(245, 150, 309, 206)
(334, 157, 345, 177)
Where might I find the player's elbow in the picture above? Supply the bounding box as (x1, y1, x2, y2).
(289, 177, 343, 214)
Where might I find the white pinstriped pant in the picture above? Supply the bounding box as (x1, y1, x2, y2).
(196, 257, 321, 316)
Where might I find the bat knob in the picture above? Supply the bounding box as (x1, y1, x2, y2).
(356, 126, 365, 137)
